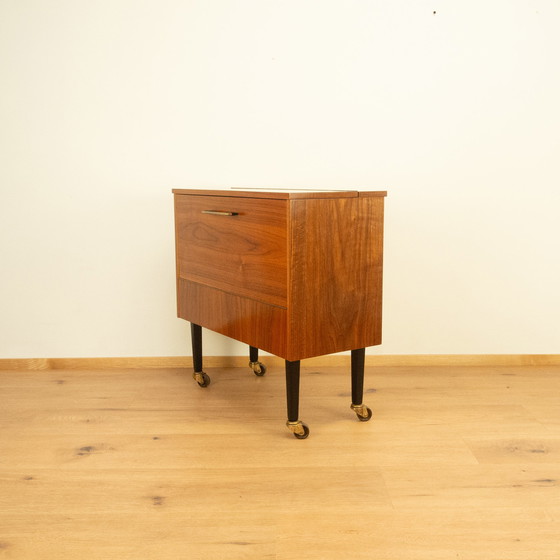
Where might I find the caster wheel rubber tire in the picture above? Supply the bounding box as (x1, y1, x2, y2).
(195, 372, 211, 387)
(293, 422, 310, 439)
(356, 406, 373, 422)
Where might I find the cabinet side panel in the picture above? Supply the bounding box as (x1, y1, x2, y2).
(178, 279, 287, 358)
(288, 197, 384, 361)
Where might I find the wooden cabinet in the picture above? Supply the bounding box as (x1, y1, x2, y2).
(173, 188, 387, 438)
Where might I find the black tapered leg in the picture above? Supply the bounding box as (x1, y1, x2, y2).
(285, 360, 301, 422)
(248, 346, 267, 376)
(191, 323, 203, 372)
(190, 323, 210, 387)
(285, 359, 309, 438)
(351, 348, 365, 406)
(249, 346, 259, 363)
(350, 347, 372, 421)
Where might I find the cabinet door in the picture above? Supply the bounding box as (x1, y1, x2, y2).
(175, 195, 288, 308)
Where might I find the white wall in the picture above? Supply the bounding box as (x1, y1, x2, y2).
(1, 0, 559, 358)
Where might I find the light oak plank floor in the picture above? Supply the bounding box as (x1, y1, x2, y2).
(1, 364, 560, 559)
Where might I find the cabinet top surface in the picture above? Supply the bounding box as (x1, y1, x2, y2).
(172, 188, 387, 200)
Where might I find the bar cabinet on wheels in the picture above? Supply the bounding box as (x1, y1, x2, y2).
(173, 188, 387, 439)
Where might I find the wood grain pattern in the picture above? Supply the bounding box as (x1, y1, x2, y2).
(1, 364, 560, 558)
(287, 196, 384, 360)
(177, 279, 287, 358)
(175, 194, 288, 308)
(174, 189, 386, 361)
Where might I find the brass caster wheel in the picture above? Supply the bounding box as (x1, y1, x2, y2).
(249, 361, 267, 376)
(193, 371, 211, 387)
(286, 420, 310, 439)
(351, 403, 372, 422)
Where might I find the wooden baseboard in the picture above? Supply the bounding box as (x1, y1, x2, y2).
(1, 354, 559, 371)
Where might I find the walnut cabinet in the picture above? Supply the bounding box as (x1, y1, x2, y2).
(173, 188, 387, 438)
